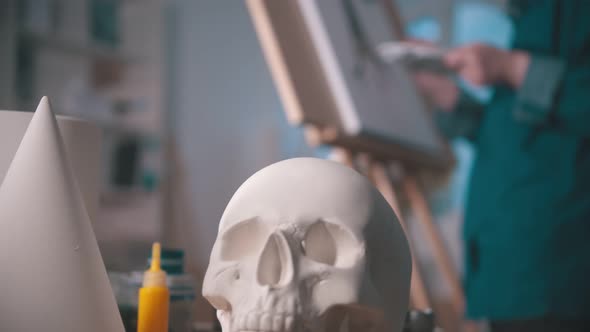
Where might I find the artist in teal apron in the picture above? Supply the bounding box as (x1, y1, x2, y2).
(414, 1, 590, 331)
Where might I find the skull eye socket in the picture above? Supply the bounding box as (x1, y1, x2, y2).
(303, 220, 360, 267)
(220, 217, 270, 261)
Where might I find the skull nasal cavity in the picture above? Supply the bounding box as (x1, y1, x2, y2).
(257, 232, 293, 287)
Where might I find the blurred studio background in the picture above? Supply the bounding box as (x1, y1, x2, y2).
(0, 0, 513, 331)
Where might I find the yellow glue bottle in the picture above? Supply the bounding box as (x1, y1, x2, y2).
(137, 242, 170, 332)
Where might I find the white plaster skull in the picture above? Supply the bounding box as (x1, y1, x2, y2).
(203, 158, 411, 332)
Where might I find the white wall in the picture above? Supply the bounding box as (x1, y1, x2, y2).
(165, 0, 316, 284)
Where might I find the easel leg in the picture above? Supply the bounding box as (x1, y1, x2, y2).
(368, 160, 431, 310)
(403, 175, 465, 317)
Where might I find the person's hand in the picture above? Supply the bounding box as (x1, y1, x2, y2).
(413, 72, 459, 112)
(401, 39, 460, 112)
(444, 43, 530, 88)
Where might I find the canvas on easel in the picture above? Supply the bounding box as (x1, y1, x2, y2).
(246, 0, 453, 169)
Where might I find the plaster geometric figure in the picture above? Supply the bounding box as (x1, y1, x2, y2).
(0, 102, 102, 221)
(203, 157, 411, 332)
(0, 97, 124, 332)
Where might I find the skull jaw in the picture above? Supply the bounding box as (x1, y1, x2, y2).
(216, 303, 388, 332)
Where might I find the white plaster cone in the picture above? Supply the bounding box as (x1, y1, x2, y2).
(0, 97, 124, 332)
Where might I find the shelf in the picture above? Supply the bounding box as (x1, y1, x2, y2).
(18, 29, 140, 63)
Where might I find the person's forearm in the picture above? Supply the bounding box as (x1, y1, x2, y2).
(511, 54, 590, 137)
